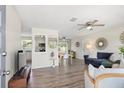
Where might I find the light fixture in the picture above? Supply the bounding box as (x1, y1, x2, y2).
(86, 44, 92, 49)
(61, 37, 66, 41)
(86, 41, 93, 49)
(86, 26, 92, 30)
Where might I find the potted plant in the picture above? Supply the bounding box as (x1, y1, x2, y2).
(119, 47, 124, 68)
(119, 47, 124, 55)
(119, 47, 124, 58)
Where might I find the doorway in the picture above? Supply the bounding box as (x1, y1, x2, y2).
(20, 36, 32, 67)
(58, 39, 72, 65)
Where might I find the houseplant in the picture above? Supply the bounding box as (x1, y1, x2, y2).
(119, 47, 124, 55)
(119, 47, 124, 68)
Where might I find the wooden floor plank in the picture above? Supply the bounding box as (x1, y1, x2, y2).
(28, 59, 85, 88)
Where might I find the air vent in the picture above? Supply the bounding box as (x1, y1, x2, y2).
(70, 17, 78, 22)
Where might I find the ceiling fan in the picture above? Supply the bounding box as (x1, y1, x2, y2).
(78, 20, 105, 30)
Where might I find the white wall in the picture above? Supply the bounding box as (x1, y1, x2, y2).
(71, 37, 84, 59)
(32, 28, 58, 69)
(6, 6, 21, 87)
(82, 26, 124, 58)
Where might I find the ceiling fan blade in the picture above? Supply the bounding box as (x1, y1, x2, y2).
(86, 20, 98, 25)
(78, 27, 86, 30)
(92, 20, 98, 24)
(77, 24, 86, 26)
(93, 24, 105, 26)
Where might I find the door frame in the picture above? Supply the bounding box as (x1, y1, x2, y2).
(0, 5, 6, 88)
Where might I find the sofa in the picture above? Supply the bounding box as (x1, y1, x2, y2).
(8, 65, 31, 88)
(84, 64, 124, 88)
(84, 52, 120, 68)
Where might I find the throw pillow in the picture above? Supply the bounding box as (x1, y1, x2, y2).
(99, 65, 105, 69)
(88, 64, 97, 79)
(109, 53, 121, 62)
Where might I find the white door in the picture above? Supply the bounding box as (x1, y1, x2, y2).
(0, 5, 7, 88)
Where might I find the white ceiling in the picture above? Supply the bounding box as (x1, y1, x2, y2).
(15, 5, 124, 38)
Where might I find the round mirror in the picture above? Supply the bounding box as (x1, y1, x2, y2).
(75, 42, 80, 47)
(98, 41, 104, 47)
(120, 31, 124, 44)
(96, 37, 108, 50)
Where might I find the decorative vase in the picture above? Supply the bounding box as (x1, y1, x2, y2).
(120, 53, 124, 68)
(121, 53, 123, 59)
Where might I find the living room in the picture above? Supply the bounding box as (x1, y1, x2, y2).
(0, 4, 124, 89)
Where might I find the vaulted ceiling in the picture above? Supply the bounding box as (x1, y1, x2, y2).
(15, 5, 124, 37)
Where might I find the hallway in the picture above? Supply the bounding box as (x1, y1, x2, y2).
(28, 59, 85, 88)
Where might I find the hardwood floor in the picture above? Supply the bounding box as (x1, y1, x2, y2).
(28, 59, 86, 88)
